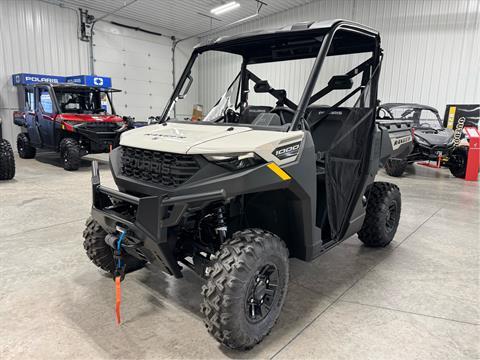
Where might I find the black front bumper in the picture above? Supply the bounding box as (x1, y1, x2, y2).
(409, 143, 455, 162)
(76, 126, 124, 152)
(90, 161, 226, 278)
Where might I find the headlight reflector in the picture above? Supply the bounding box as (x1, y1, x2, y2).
(204, 152, 265, 170)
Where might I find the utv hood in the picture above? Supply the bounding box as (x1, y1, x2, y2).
(57, 113, 123, 123)
(415, 128, 453, 146)
(119, 122, 304, 164)
(119, 122, 252, 154)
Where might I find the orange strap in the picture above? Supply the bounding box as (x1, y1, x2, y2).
(115, 276, 122, 325)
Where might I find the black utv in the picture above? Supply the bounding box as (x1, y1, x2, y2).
(0, 118, 15, 180)
(83, 20, 409, 350)
(378, 103, 468, 177)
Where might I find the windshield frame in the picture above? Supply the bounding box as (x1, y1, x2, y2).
(53, 87, 117, 115)
(387, 106, 443, 129)
(160, 21, 381, 131)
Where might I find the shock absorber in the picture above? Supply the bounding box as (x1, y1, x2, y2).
(215, 205, 228, 242)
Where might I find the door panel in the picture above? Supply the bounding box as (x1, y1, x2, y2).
(37, 87, 56, 148)
(23, 87, 41, 145)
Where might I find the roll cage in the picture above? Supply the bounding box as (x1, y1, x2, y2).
(161, 19, 382, 130)
(22, 83, 121, 115)
(379, 103, 443, 128)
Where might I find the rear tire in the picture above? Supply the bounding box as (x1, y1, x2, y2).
(0, 139, 15, 180)
(17, 133, 36, 159)
(448, 146, 468, 178)
(60, 138, 81, 171)
(358, 182, 401, 247)
(384, 158, 407, 177)
(82, 217, 146, 274)
(201, 228, 289, 350)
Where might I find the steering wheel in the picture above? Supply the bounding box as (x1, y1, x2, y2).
(270, 107, 295, 125)
(224, 108, 240, 123)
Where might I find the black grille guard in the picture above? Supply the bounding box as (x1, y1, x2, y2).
(76, 124, 122, 146)
(90, 161, 226, 277)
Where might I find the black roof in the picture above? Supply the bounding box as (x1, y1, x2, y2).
(380, 103, 439, 113)
(196, 19, 380, 64)
(28, 83, 121, 92)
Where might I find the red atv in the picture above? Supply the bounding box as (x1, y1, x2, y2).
(13, 83, 126, 170)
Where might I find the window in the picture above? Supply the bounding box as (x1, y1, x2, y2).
(54, 89, 113, 114)
(418, 109, 443, 129)
(25, 89, 35, 112)
(39, 89, 53, 113)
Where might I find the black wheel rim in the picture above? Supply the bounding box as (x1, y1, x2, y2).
(245, 264, 279, 323)
(385, 201, 397, 233)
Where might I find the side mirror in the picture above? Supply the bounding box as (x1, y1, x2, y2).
(178, 75, 193, 99)
(123, 116, 136, 128)
(254, 80, 272, 93)
(328, 75, 353, 90)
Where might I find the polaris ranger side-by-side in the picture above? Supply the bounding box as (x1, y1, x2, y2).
(379, 103, 469, 178)
(13, 75, 126, 171)
(83, 20, 410, 350)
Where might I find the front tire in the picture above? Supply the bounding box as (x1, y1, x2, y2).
(82, 217, 146, 274)
(384, 158, 407, 177)
(201, 229, 289, 350)
(448, 146, 468, 178)
(17, 133, 36, 159)
(0, 139, 15, 180)
(60, 138, 81, 171)
(358, 182, 401, 247)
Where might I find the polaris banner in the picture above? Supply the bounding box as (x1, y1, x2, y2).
(12, 73, 112, 88)
(65, 75, 112, 88)
(12, 73, 65, 85)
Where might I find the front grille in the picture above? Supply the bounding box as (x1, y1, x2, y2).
(79, 122, 120, 132)
(120, 146, 200, 187)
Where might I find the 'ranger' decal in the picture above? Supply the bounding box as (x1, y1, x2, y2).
(391, 135, 412, 150)
(144, 132, 186, 139)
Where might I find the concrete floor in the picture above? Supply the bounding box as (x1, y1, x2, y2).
(0, 153, 478, 359)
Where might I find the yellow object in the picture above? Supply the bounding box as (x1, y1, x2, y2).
(447, 106, 456, 129)
(267, 163, 291, 180)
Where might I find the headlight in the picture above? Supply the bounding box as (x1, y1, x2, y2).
(204, 152, 265, 170)
(60, 120, 80, 132)
(415, 136, 429, 146)
(62, 120, 80, 127)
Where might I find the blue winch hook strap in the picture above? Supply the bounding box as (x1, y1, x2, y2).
(116, 229, 126, 269)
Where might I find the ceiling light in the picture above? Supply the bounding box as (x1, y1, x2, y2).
(211, 1, 240, 15)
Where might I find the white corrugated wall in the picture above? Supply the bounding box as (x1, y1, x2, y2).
(0, 0, 198, 145)
(0, 0, 89, 145)
(92, 21, 198, 121)
(198, 0, 480, 115)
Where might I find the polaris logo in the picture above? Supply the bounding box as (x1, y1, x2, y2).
(391, 135, 412, 150)
(144, 132, 186, 139)
(93, 77, 104, 86)
(25, 76, 60, 83)
(273, 141, 301, 160)
(317, 110, 343, 115)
